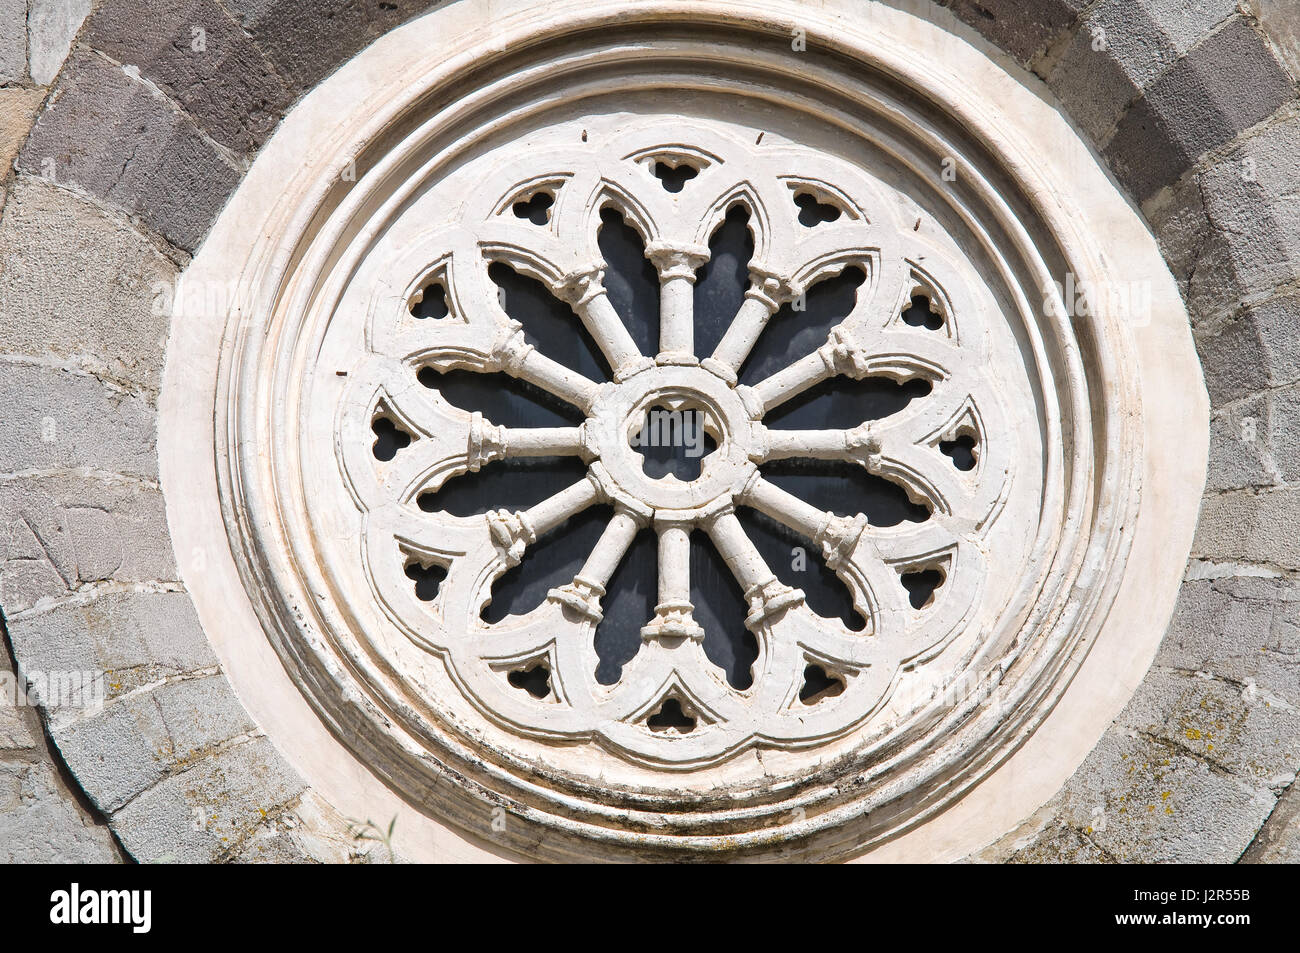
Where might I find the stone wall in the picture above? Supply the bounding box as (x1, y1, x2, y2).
(1, 0, 1297, 862)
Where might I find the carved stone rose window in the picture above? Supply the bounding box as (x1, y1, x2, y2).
(166, 0, 1207, 861)
(339, 116, 1020, 767)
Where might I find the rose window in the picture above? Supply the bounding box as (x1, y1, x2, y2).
(335, 117, 1021, 765)
(182, 2, 1206, 861)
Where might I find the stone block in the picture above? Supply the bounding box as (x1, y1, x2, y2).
(1253, 0, 1300, 81)
(83, 0, 291, 154)
(1196, 292, 1300, 404)
(0, 0, 26, 83)
(1205, 394, 1275, 492)
(1117, 668, 1300, 790)
(1193, 488, 1300, 570)
(1106, 16, 1292, 201)
(52, 674, 257, 813)
(1161, 574, 1300, 708)
(0, 176, 177, 393)
(0, 472, 176, 614)
(0, 87, 44, 174)
(17, 48, 240, 252)
(1241, 779, 1300, 862)
(27, 0, 92, 85)
(110, 736, 305, 863)
(223, 0, 430, 95)
(943, 0, 1087, 65)
(1051, 729, 1275, 862)
(0, 760, 121, 862)
(5, 590, 218, 711)
(0, 362, 157, 479)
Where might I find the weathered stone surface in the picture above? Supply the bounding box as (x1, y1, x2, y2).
(0, 176, 177, 393)
(1196, 293, 1300, 404)
(0, 0, 26, 83)
(17, 48, 240, 252)
(0, 87, 43, 176)
(1269, 383, 1300, 485)
(0, 704, 37, 749)
(1106, 15, 1293, 200)
(1117, 667, 1300, 790)
(1241, 779, 1300, 862)
(0, 760, 120, 862)
(1253, 0, 1300, 81)
(223, 0, 434, 95)
(1147, 115, 1300, 328)
(110, 736, 305, 863)
(84, 0, 292, 154)
(1194, 488, 1300, 570)
(941, 0, 1087, 65)
(1047, 730, 1276, 863)
(52, 674, 257, 813)
(0, 471, 176, 614)
(1205, 395, 1275, 492)
(27, 0, 93, 85)
(5, 590, 218, 713)
(1162, 574, 1300, 709)
(1048, 0, 1235, 144)
(0, 362, 157, 479)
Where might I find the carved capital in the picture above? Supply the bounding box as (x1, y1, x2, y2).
(548, 574, 607, 622)
(645, 241, 711, 282)
(744, 264, 799, 312)
(743, 577, 805, 629)
(553, 264, 608, 308)
(640, 600, 706, 642)
(487, 508, 536, 568)
(817, 327, 871, 379)
(467, 412, 507, 470)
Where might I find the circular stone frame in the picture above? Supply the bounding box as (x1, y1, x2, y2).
(161, 0, 1208, 862)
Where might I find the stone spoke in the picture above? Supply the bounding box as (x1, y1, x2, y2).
(547, 508, 644, 623)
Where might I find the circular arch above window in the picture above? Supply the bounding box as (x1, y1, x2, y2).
(164, 0, 1208, 862)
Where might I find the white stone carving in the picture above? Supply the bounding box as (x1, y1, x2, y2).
(332, 118, 1018, 765)
(164, 0, 1209, 862)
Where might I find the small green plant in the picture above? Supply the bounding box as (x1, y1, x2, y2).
(346, 815, 398, 863)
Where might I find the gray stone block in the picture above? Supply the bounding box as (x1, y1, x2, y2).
(0, 176, 177, 394)
(1106, 16, 1293, 200)
(223, 0, 434, 95)
(5, 589, 218, 710)
(1116, 668, 1300, 790)
(1196, 293, 1300, 404)
(1161, 575, 1300, 708)
(52, 674, 257, 813)
(1048, 0, 1237, 144)
(27, 0, 92, 85)
(1146, 118, 1300, 328)
(84, 0, 291, 154)
(0, 0, 27, 84)
(1051, 729, 1276, 862)
(17, 48, 241, 252)
(0, 760, 121, 862)
(1241, 779, 1300, 862)
(1193, 488, 1300, 570)
(942, 0, 1087, 65)
(110, 736, 305, 863)
(0, 472, 177, 615)
(1205, 394, 1275, 492)
(0, 362, 157, 479)
(1269, 383, 1300, 485)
